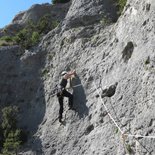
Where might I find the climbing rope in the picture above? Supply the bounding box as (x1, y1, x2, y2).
(93, 82, 124, 134)
(51, 79, 155, 140)
(124, 134, 155, 139)
(93, 81, 155, 153)
(93, 81, 155, 139)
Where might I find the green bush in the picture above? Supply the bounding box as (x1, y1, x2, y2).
(0, 36, 13, 42)
(41, 68, 49, 77)
(14, 28, 31, 49)
(2, 106, 18, 138)
(31, 31, 40, 45)
(2, 130, 21, 155)
(37, 15, 50, 34)
(52, 0, 70, 4)
(117, 0, 127, 14)
(0, 15, 59, 49)
(0, 36, 16, 47)
(14, 28, 39, 49)
(0, 106, 25, 154)
(51, 20, 59, 29)
(36, 14, 59, 34)
(26, 20, 36, 32)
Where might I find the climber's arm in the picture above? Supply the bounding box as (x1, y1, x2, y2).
(64, 70, 76, 79)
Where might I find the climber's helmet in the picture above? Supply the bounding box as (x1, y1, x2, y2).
(61, 71, 67, 76)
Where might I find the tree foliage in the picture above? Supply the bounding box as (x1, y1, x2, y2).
(2, 130, 21, 155)
(0, 15, 59, 49)
(2, 106, 18, 138)
(0, 106, 23, 155)
(52, 0, 70, 4)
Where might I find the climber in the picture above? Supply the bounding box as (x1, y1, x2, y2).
(57, 70, 76, 123)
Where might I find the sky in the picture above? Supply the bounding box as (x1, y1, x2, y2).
(0, 0, 52, 28)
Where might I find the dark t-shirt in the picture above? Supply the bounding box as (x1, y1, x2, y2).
(60, 78, 67, 88)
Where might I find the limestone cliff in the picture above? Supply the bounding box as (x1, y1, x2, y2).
(0, 0, 155, 155)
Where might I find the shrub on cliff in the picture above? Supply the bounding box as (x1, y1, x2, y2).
(0, 36, 16, 46)
(0, 15, 59, 49)
(31, 31, 40, 45)
(2, 106, 18, 138)
(0, 36, 13, 42)
(37, 14, 55, 34)
(2, 130, 21, 155)
(117, 0, 127, 15)
(14, 28, 31, 49)
(14, 17, 59, 49)
(0, 106, 25, 155)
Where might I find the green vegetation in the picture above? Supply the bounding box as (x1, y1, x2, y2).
(37, 15, 52, 34)
(41, 68, 50, 77)
(125, 144, 133, 154)
(36, 14, 59, 34)
(2, 130, 21, 155)
(14, 28, 32, 49)
(0, 36, 14, 42)
(51, 20, 59, 30)
(145, 56, 150, 65)
(31, 32, 40, 45)
(0, 106, 26, 155)
(117, 0, 127, 15)
(0, 126, 3, 149)
(115, 127, 119, 134)
(52, 0, 70, 4)
(2, 106, 19, 138)
(0, 36, 16, 47)
(14, 29, 40, 49)
(0, 15, 59, 49)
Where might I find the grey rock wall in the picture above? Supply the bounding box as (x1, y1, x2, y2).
(1, 0, 155, 155)
(62, 0, 119, 30)
(35, 0, 155, 154)
(12, 3, 71, 25)
(0, 46, 46, 133)
(0, 2, 70, 37)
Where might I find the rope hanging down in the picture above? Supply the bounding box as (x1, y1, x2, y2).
(50, 78, 155, 139)
(93, 82, 124, 135)
(93, 81, 155, 139)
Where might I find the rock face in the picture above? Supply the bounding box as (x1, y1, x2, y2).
(61, 0, 119, 31)
(0, 2, 70, 37)
(1, 0, 155, 155)
(12, 3, 71, 25)
(0, 46, 46, 132)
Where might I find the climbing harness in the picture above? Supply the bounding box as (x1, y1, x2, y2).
(50, 80, 92, 97)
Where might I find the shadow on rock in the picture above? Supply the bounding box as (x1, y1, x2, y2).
(72, 75, 89, 119)
(0, 46, 46, 153)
